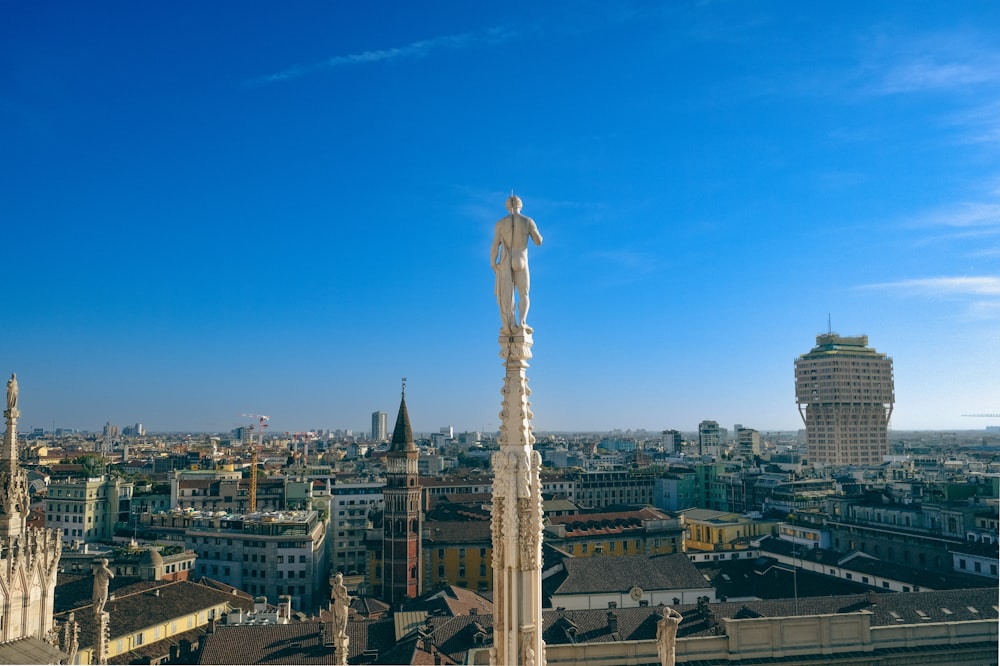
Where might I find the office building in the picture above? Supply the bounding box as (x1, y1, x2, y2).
(328, 479, 382, 575)
(182, 509, 328, 612)
(698, 420, 724, 458)
(795, 333, 894, 466)
(736, 427, 761, 458)
(371, 410, 388, 442)
(661, 429, 682, 455)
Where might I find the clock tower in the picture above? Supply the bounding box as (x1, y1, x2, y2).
(381, 380, 422, 606)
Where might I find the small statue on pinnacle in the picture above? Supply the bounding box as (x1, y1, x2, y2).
(491, 194, 543, 334)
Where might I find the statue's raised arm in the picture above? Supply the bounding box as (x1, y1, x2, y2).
(491, 194, 543, 334)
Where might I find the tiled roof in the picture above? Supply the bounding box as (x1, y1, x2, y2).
(0, 636, 69, 665)
(424, 520, 491, 544)
(548, 506, 672, 526)
(552, 553, 709, 595)
(400, 584, 493, 617)
(107, 626, 206, 665)
(83, 586, 1000, 665)
(197, 622, 334, 665)
(54, 579, 253, 653)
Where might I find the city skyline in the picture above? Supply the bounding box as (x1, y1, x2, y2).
(1, 3, 998, 434)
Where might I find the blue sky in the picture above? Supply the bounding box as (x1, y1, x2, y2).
(1, 1, 998, 435)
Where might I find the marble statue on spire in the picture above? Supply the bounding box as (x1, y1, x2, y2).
(6, 373, 16, 412)
(490, 194, 545, 666)
(491, 194, 543, 333)
(92, 558, 115, 616)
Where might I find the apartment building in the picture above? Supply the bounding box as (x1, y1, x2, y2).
(46, 474, 132, 544)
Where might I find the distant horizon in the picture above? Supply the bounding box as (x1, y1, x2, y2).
(16, 425, 1000, 439)
(2, 3, 996, 434)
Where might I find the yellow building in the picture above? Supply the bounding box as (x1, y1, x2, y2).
(683, 508, 778, 552)
(543, 507, 684, 558)
(55, 579, 254, 665)
(370, 518, 493, 595)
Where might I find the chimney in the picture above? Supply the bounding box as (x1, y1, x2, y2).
(607, 611, 618, 633)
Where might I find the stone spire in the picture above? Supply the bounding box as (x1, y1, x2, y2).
(1, 371, 29, 538)
(1, 372, 20, 474)
(490, 196, 545, 666)
(0, 373, 63, 645)
(389, 378, 416, 453)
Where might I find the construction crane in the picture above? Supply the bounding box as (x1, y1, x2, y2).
(285, 431, 316, 466)
(962, 414, 1000, 418)
(241, 413, 269, 513)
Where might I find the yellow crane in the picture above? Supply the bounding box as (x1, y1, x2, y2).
(242, 414, 269, 513)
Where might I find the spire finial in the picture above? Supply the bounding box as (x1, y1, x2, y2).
(401, 377, 407, 398)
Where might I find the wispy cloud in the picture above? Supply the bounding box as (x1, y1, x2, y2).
(876, 58, 1000, 94)
(248, 25, 519, 86)
(859, 276, 1000, 296)
(856, 276, 1000, 321)
(858, 30, 1000, 96)
(903, 198, 1000, 251)
(914, 201, 1000, 230)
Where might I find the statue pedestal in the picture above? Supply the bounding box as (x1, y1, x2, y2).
(492, 329, 545, 666)
(95, 611, 110, 665)
(333, 634, 349, 666)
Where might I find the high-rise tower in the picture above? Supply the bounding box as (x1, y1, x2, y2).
(371, 410, 388, 443)
(795, 333, 894, 466)
(380, 382, 422, 606)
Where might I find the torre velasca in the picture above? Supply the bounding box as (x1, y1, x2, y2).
(795, 333, 894, 467)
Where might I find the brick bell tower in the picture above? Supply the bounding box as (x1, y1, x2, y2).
(381, 379, 422, 606)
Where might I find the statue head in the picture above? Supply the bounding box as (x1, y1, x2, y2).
(335, 572, 343, 583)
(506, 194, 523, 214)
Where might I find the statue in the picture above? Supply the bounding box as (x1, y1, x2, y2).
(92, 558, 114, 616)
(330, 572, 353, 638)
(6, 372, 17, 411)
(491, 194, 543, 333)
(656, 607, 683, 666)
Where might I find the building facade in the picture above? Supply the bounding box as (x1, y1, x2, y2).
(146, 509, 329, 612)
(328, 479, 382, 576)
(795, 333, 894, 466)
(46, 475, 132, 544)
(544, 507, 685, 558)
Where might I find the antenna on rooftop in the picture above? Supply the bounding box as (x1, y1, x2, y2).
(827, 313, 832, 334)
